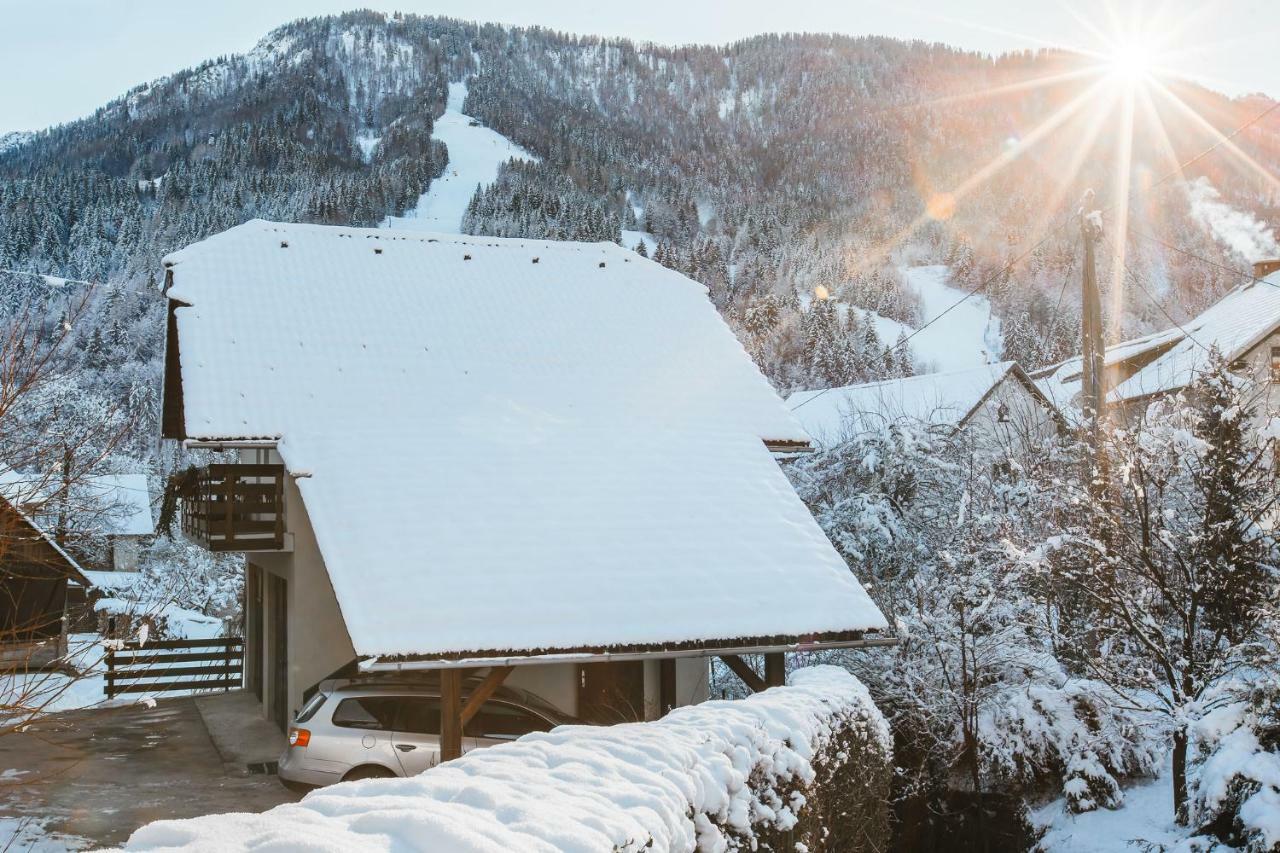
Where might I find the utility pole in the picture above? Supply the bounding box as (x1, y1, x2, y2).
(1079, 190, 1106, 464)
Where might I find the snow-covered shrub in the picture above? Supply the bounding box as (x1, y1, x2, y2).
(982, 677, 1160, 813)
(1189, 682, 1280, 851)
(117, 666, 892, 852)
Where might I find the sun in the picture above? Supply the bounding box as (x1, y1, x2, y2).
(1105, 38, 1156, 84)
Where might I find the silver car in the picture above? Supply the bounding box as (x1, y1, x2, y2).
(277, 677, 576, 790)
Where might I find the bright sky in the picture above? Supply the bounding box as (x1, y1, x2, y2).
(2, 0, 1278, 134)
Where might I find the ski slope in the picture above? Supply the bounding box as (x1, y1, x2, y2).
(893, 265, 1001, 371)
(383, 82, 536, 233)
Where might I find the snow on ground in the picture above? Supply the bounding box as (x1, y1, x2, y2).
(899, 264, 1002, 371)
(621, 229, 657, 255)
(0, 816, 91, 852)
(382, 82, 536, 233)
(118, 666, 889, 852)
(354, 131, 381, 164)
(1033, 763, 1189, 852)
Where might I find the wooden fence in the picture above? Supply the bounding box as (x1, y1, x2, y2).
(105, 636, 243, 698)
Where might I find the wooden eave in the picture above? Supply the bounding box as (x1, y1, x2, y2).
(362, 628, 893, 671)
(161, 268, 188, 441)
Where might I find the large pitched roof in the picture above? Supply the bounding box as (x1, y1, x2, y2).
(163, 220, 885, 658)
(786, 362, 1040, 447)
(1032, 270, 1280, 409)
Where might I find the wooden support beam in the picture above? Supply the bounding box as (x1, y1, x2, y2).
(764, 652, 785, 688)
(719, 654, 766, 694)
(659, 659, 677, 715)
(460, 665, 514, 726)
(440, 668, 465, 762)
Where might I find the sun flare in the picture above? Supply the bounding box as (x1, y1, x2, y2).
(1106, 39, 1156, 83)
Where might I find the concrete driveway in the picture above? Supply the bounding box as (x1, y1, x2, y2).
(0, 692, 301, 849)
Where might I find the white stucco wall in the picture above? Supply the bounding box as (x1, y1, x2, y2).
(962, 373, 1063, 453)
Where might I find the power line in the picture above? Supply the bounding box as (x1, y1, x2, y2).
(1126, 228, 1278, 289)
(1144, 100, 1280, 194)
(789, 213, 1076, 412)
(1101, 231, 1209, 353)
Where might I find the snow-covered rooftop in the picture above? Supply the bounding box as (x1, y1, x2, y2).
(1033, 271, 1280, 409)
(81, 474, 154, 537)
(786, 362, 1026, 447)
(0, 471, 153, 536)
(163, 220, 885, 657)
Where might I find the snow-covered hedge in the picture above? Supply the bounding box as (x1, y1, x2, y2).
(117, 665, 892, 852)
(1190, 690, 1280, 852)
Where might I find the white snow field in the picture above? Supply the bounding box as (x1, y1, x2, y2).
(883, 265, 1002, 371)
(1033, 765, 1185, 852)
(382, 82, 536, 233)
(117, 666, 889, 853)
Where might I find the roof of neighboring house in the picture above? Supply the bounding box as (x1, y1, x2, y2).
(162, 220, 886, 659)
(1032, 270, 1280, 409)
(80, 474, 155, 537)
(0, 495, 91, 587)
(0, 470, 154, 537)
(786, 362, 1055, 448)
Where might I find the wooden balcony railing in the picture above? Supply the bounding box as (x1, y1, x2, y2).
(180, 464, 285, 551)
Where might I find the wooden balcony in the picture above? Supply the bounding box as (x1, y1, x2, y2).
(180, 464, 285, 552)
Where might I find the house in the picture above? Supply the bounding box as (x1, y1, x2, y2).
(1031, 260, 1280, 426)
(0, 493, 91, 669)
(159, 220, 888, 742)
(0, 470, 155, 571)
(79, 474, 155, 571)
(786, 361, 1065, 452)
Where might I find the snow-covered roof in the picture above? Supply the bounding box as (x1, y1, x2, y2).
(786, 362, 1035, 447)
(163, 220, 885, 657)
(81, 569, 143, 592)
(81, 474, 154, 537)
(1032, 271, 1280, 408)
(1110, 275, 1280, 402)
(0, 470, 153, 537)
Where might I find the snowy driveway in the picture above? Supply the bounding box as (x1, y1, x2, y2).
(0, 696, 299, 850)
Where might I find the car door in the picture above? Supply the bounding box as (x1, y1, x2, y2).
(389, 695, 443, 776)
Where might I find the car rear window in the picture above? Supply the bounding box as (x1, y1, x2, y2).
(294, 691, 327, 724)
(464, 701, 553, 740)
(332, 696, 399, 731)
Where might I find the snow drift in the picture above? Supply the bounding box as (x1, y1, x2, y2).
(115, 666, 891, 852)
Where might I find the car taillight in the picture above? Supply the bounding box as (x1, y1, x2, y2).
(288, 727, 310, 747)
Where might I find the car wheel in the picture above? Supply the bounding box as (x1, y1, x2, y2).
(342, 765, 396, 782)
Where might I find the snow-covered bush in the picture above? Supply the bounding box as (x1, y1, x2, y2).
(117, 666, 892, 852)
(1189, 681, 1280, 851)
(982, 676, 1160, 814)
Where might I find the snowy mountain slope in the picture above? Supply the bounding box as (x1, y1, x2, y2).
(0, 131, 31, 155)
(382, 82, 536, 233)
(902, 265, 1002, 371)
(838, 266, 1000, 373)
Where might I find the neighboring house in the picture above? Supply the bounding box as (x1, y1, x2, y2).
(0, 494, 91, 669)
(79, 474, 155, 571)
(0, 470, 155, 571)
(160, 220, 888, 737)
(786, 361, 1065, 452)
(1031, 260, 1280, 427)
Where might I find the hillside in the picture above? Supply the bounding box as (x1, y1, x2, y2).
(0, 9, 1277, 469)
